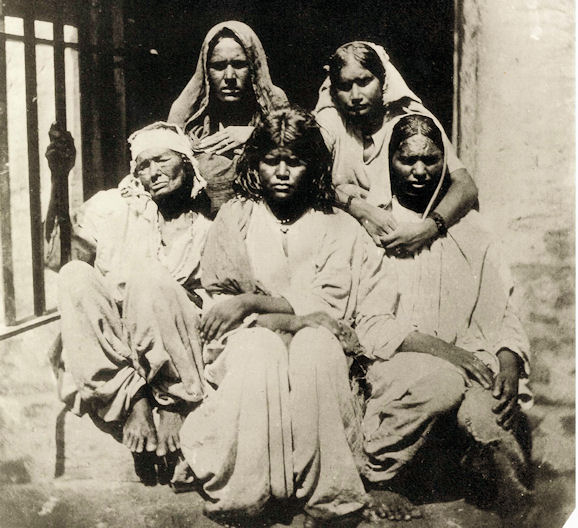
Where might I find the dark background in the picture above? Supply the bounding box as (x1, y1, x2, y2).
(123, 0, 454, 134)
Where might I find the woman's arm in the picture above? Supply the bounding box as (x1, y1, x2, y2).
(200, 293, 294, 342)
(335, 185, 398, 246)
(400, 331, 493, 389)
(382, 168, 478, 255)
(432, 168, 478, 229)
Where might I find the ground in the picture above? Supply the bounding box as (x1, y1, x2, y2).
(0, 292, 574, 528)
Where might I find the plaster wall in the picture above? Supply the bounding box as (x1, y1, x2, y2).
(457, 0, 575, 468)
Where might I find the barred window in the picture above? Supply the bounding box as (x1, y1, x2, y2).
(0, 7, 83, 333)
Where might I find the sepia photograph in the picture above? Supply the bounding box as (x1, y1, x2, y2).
(0, 0, 574, 527)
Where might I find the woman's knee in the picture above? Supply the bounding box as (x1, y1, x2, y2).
(290, 326, 344, 368)
(423, 363, 466, 414)
(226, 327, 287, 368)
(58, 260, 99, 298)
(457, 385, 505, 443)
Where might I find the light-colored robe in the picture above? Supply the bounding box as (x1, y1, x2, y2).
(56, 176, 212, 421)
(179, 201, 403, 520)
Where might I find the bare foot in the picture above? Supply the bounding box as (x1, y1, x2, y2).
(368, 490, 422, 522)
(123, 397, 158, 453)
(156, 408, 184, 457)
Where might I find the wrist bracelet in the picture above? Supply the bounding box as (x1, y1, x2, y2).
(428, 211, 447, 237)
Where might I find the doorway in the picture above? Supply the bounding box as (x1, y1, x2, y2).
(123, 0, 454, 134)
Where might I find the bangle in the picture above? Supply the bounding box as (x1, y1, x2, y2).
(428, 211, 447, 237)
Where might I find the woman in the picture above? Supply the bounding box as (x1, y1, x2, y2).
(168, 21, 288, 215)
(315, 41, 478, 256)
(361, 113, 532, 517)
(54, 122, 211, 482)
(177, 108, 402, 525)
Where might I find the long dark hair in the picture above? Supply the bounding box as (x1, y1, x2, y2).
(235, 107, 335, 213)
(389, 114, 447, 211)
(328, 42, 386, 89)
(388, 114, 444, 164)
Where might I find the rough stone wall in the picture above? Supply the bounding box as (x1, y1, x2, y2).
(457, 0, 575, 477)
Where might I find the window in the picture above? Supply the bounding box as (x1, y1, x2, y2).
(0, 8, 83, 333)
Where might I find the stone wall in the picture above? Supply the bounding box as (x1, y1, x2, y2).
(456, 0, 575, 481)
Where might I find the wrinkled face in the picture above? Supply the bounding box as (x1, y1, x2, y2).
(332, 58, 383, 124)
(134, 147, 186, 201)
(258, 147, 308, 204)
(208, 37, 251, 103)
(391, 134, 444, 202)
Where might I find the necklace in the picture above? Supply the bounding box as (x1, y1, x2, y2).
(277, 217, 292, 234)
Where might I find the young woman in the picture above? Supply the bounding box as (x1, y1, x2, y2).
(168, 21, 288, 215)
(315, 41, 478, 257)
(361, 113, 532, 518)
(177, 107, 402, 526)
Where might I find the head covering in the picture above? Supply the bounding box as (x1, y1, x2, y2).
(167, 21, 288, 135)
(314, 41, 422, 115)
(127, 121, 206, 198)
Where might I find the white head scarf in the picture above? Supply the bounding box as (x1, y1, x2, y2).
(127, 121, 206, 198)
(314, 41, 422, 114)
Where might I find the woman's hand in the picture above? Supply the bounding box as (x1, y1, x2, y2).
(198, 126, 255, 155)
(492, 349, 521, 430)
(436, 345, 494, 390)
(200, 295, 252, 342)
(45, 122, 76, 177)
(354, 203, 398, 247)
(382, 219, 438, 257)
(299, 312, 341, 337)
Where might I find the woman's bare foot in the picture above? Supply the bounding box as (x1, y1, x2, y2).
(156, 408, 185, 457)
(368, 489, 422, 522)
(123, 397, 158, 453)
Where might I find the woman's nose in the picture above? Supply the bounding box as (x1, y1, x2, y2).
(149, 160, 163, 176)
(412, 161, 427, 178)
(224, 64, 236, 80)
(350, 84, 361, 101)
(275, 160, 289, 178)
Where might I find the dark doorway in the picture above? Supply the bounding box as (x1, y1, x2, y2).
(123, 0, 454, 134)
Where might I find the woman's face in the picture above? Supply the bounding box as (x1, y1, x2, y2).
(134, 147, 186, 201)
(258, 147, 308, 205)
(391, 134, 444, 202)
(208, 37, 250, 103)
(332, 58, 383, 124)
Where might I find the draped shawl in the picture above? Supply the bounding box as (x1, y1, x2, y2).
(168, 21, 288, 136)
(314, 42, 462, 208)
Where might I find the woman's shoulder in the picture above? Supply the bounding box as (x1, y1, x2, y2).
(317, 208, 366, 240)
(80, 187, 126, 217)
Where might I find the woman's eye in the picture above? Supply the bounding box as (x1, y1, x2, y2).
(287, 158, 304, 167)
(424, 156, 441, 165)
(231, 60, 248, 69)
(209, 61, 227, 71)
(336, 82, 352, 92)
(358, 77, 371, 87)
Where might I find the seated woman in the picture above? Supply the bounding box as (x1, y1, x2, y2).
(315, 41, 478, 256)
(168, 21, 288, 216)
(54, 122, 211, 483)
(177, 107, 403, 526)
(362, 114, 532, 519)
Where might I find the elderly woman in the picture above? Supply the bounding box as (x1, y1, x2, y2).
(168, 21, 288, 215)
(177, 107, 403, 526)
(315, 41, 478, 256)
(55, 122, 211, 483)
(361, 113, 532, 519)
